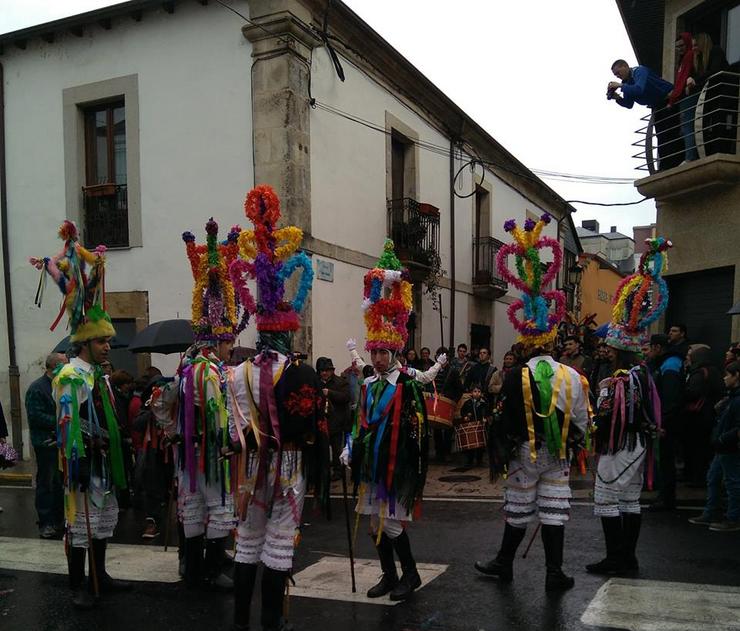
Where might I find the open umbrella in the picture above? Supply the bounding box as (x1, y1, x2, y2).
(53, 335, 128, 354)
(728, 301, 740, 316)
(593, 323, 609, 339)
(127, 319, 194, 354)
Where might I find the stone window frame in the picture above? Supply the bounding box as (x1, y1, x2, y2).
(385, 111, 419, 202)
(63, 74, 142, 248)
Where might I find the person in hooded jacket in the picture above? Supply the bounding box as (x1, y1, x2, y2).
(683, 345, 726, 486)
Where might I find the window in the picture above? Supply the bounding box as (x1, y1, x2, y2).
(82, 101, 128, 247)
(391, 131, 410, 202)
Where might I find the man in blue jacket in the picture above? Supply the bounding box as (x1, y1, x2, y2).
(608, 60, 682, 171)
(648, 334, 685, 509)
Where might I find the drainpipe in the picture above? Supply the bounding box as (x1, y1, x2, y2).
(448, 140, 456, 348)
(0, 63, 23, 458)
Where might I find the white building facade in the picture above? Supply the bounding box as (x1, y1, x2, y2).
(0, 0, 578, 456)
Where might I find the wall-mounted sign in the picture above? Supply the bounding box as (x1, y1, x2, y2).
(316, 259, 334, 282)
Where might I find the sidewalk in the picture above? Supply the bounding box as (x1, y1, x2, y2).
(0, 456, 33, 487)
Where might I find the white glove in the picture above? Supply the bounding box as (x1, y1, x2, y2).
(436, 352, 448, 366)
(346, 338, 357, 351)
(339, 445, 351, 467)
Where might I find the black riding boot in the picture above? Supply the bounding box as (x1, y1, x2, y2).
(622, 513, 641, 573)
(68, 546, 95, 610)
(541, 524, 574, 592)
(91, 538, 133, 593)
(233, 562, 258, 631)
(389, 530, 421, 601)
(261, 567, 290, 631)
(204, 537, 234, 591)
(585, 517, 623, 575)
(474, 523, 526, 583)
(184, 535, 205, 588)
(366, 532, 398, 598)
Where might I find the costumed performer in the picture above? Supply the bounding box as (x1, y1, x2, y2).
(473, 213, 590, 592)
(151, 218, 244, 591)
(340, 239, 430, 602)
(585, 237, 669, 575)
(227, 185, 325, 631)
(30, 221, 131, 610)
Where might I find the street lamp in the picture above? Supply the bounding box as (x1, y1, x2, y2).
(567, 263, 583, 287)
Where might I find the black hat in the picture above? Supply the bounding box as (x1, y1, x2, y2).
(315, 356, 335, 372)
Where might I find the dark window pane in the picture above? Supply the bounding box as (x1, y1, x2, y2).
(113, 106, 127, 185)
(95, 110, 109, 183)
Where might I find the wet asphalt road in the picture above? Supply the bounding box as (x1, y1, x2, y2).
(1, 486, 739, 631)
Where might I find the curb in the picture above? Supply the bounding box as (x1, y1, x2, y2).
(0, 472, 33, 487)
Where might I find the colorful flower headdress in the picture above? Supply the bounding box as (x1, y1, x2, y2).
(235, 185, 312, 332)
(362, 239, 413, 352)
(183, 218, 250, 343)
(29, 221, 116, 343)
(495, 213, 565, 348)
(605, 236, 672, 352)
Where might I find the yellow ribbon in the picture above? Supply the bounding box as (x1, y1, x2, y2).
(559, 366, 572, 460)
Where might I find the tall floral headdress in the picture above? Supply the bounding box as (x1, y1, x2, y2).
(495, 213, 566, 348)
(362, 239, 413, 352)
(605, 236, 672, 352)
(183, 218, 251, 343)
(235, 185, 313, 332)
(29, 220, 116, 343)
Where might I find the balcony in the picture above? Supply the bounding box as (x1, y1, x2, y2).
(472, 236, 507, 299)
(632, 70, 740, 201)
(83, 183, 129, 248)
(386, 197, 440, 281)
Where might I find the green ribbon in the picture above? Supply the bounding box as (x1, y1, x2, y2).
(96, 373, 127, 489)
(62, 374, 86, 460)
(534, 360, 561, 457)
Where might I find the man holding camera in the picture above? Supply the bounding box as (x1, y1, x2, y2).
(25, 352, 68, 539)
(608, 59, 682, 171)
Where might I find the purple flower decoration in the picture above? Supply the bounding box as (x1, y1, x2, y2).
(524, 218, 536, 232)
(182, 231, 195, 243)
(541, 212, 551, 225)
(205, 218, 218, 235)
(504, 219, 516, 233)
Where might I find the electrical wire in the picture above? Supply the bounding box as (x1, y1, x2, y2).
(565, 198, 649, 207)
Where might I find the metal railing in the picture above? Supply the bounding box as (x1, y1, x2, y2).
(472, 236, 507, 288)
(83, 183, 129, 248)
(632, 70, 739, 174)
(386, 197, 440, 267)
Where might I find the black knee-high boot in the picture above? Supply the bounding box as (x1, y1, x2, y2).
(622, 513, 641, 572)
(474, 523, 526, 582)
(204, 537, 234, 591)
(184, 535, 205, 588)
(585, 517, 623, 575)
(91, 538, 132, 593)
(367, 532, 398, 598)
(261, 567, 289, 631)
(541, 524, 574, 592)
(233, 562, 258, 631)
(68, 546, 95, 610)
(389, 530, 421, 601)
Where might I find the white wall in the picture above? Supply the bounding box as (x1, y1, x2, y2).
(0, 2, 254, 452)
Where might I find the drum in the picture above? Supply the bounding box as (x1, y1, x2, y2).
(423, 393, 456, 429)
(455, 420, 487, 451)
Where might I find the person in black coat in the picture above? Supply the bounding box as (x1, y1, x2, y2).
(316, 356, 351, 480)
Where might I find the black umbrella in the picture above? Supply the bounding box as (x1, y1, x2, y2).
(53, 335, 128, 354)
(127, 319, 194, 354)
(728, 301, 740, 316)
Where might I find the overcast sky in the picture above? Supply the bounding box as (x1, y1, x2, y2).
(0, 0, 656, 235)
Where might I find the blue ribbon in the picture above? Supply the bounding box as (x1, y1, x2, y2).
(365, 381, 396, 482)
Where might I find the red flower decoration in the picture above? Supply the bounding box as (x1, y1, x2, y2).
(286, 384, 320, 418)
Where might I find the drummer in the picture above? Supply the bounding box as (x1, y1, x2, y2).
(427, 346, 462, 463)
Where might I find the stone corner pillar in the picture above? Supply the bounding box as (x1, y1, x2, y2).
(243, 0, 321, 360)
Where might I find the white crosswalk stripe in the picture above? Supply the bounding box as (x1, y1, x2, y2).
(0, 536, 180, 583)
(581, 578, 740, 630)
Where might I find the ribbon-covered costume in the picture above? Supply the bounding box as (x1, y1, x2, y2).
(586, 237, 670, 576)
(30, 221, 129, 609)
(151, 218, 244, 590)
(475, 214, 590, 592)
(347, 240, 429, 602)
(226, 185, 323, 631)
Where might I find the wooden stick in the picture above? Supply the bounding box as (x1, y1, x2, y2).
(341, 469, 357, 593)
(83, 492, 100, 597)
(522, 522, 541, 559)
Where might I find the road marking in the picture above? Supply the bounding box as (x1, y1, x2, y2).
(291, 555, 447, 606)
(581, 578, 740, 630)
(0, 536, 180, 583)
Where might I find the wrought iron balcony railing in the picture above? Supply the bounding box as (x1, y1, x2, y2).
(83, 183, 129, 248)
(472, 236, 507, 296)
(632, 70, 739, 174)
(386, 197, 440, 269)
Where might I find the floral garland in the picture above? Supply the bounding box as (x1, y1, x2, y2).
(362, 240, 412, 352)
(496, 213, 565, 345)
